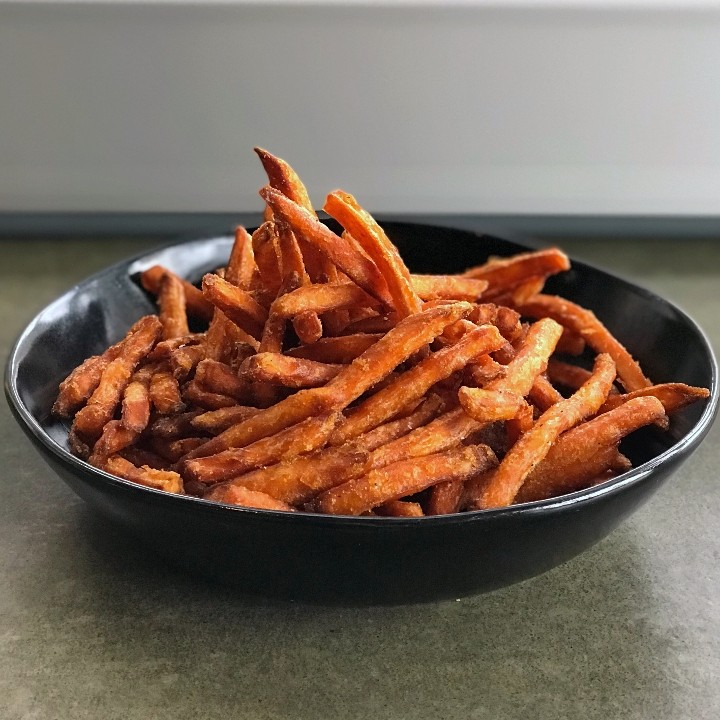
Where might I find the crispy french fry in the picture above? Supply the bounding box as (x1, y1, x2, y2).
(183, 412, 341, 484)
(261, 186, 393, 307)
(286, 333, 383, 363)
(73, 316, 162, 440)
(470, 353, 617, 509)
(121, 378, 151, 434)
(375, 500, 424, 517)
(194, 359, 250, 402)
(226, 226, 258, 289)
(410, 275, 488, 301)
(147, 333, 205, 362)
(518, 294, 652, 392)
(251, 222, 282, 296)
(88, 420, 139, 466)
(243, 353, 342, 388)
(599, 382, 710, 415)
(426, 479, 465, 516)
(215, 485, 296, 512)
(150, 436, 207, 463)
(169, 343, 206, 379)
(463, 248, 570, 297)
(331, 323, 503, 444)
(457, 388, 526, 422)
(149, 368, 185, 415)
(324, 191, 421, 317)
(140, 265, 214, 322)
(190, 406, 262, 435)
(201, 273, 268, 338)
(313, 444, 497, 516)
(555, 328, 586, 356)
(528, 375, 564, 412)
(147, 410, 204, 439)
(512, 396, 666, 504)
(104, 454, 184, 494)
(272, 283, 379, 318)
(157, 271, 189, 340)
(182, 380, 239, 410)
(546, 359, 595, 390)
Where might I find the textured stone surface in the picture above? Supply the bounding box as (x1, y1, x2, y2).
(1, 234, 718, 720)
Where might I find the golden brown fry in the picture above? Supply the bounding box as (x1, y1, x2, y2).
(121, 378, 151, 434)
(183, 412, 341, 485)
(140, 265, 214, 322)
(555, 328, 586, 356)
(149, 368, 185, 415)
(215, 485, 296, 512)
(251, 222, 282, 296)
(261, 186, 393, 307)
(599, 382, 710, 416)
(201, 273, 268, 338)
(375, 500, 424, 517)
(169, 343, 206, 380)
(313, 444, 497, 516)
(331, 323, 503, 444)
(324, 191, 421, 317)
(147, 333, 205, 362)
(410, 274, 488, 301)
(286, 333, 383, 363)
(255, 147, 314, 210)
(463, 248, 570, 297)
(512, 396, 666, 504)
(88, 420, 139, 466)
(194, 359, 250, 402)
(528, 375, 564, 412)
(157, 271, 189, 340)
(457, 388, 527, 422)
(324, 302, 473, 406)
(72, 316, 162, 440)
(272, 283, 379, 318)
(150, 436, 207, 463)
(226, 226, 258, 289)
(190, 406, 262, 435)
(147, 410, 204, 439)
(243, 353, 342, 389)
(471, 353, 617, 510)
(104, 455, 184, 494)
(546, 359, 595, 390)
(426, 479, 465, 516)
(518, 294, 652, 392)
(182, 380, 239, 410)
(205, 446, 368, 506)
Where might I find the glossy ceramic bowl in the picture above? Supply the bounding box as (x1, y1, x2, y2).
(6, 223, 718, 603)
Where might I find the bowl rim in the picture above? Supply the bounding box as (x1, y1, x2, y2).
(5, 222, 719, 527)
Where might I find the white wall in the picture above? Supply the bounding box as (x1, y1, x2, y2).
(2, 2, 720, 214)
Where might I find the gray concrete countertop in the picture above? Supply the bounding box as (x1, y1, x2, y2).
(1, 232, 718, 720)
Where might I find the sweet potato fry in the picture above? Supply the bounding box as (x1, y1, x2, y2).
(88, 420, 139, 466)
(426, 479, 465, 516)
(53, 317, 150, 418)
(201, 273, 268, 338)
(272, 283, 379, 318)
(261, 186, 393, 307)
(157, 271, 189, 340)
(528, 376, 564, 412)
(121, 378, 151, 434)
(251, 221, 282, 296)
(546, 359, 594, 390)
(555, 329, 586, 356)
(149, 368, 185, 415)
(324, 302, 473, 407)
(205, 445, 368, 506)
(147, 333, 204, 362)
(140, 265, 213, 322)
(457, 388, 527, 422)
(255, 147, 314, 210)
(313, 444, 497, 516)
(375, 500, 424, 517)
(511, 396, 666, 503)
(518, 294, 652, 392)
(463, 248, 570, 296)
(104, 454, 184, 494)
(410, 275, 488, 302)
(168, 343, 206, 379)
(331, 323, 503, 444)
(470, 353, 617, 509)
(120, 445, 172, 471)
(599, 382, 710, 416)
(183, 412, 341, 484)
(190, 406, 262, 435)
(243, 353, 342, 388)
(225, 226, 258, 289)
(215, 485, 296, 512)
(194, 359, 250, 402)
(286, 333, 383, 363)
(72, 316, 162, 440)
(324, 191, 421, 317)
(182, 380, 239, 410)
(151, 436, 207, 463)
(147, 410, 203, 439)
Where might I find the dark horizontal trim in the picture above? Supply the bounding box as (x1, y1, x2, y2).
(0, 212, 718, 240)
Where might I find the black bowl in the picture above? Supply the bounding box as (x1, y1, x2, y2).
(5, 223, 718, 604)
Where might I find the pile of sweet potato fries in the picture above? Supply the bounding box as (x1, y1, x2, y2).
(53, 149, 710, 516)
